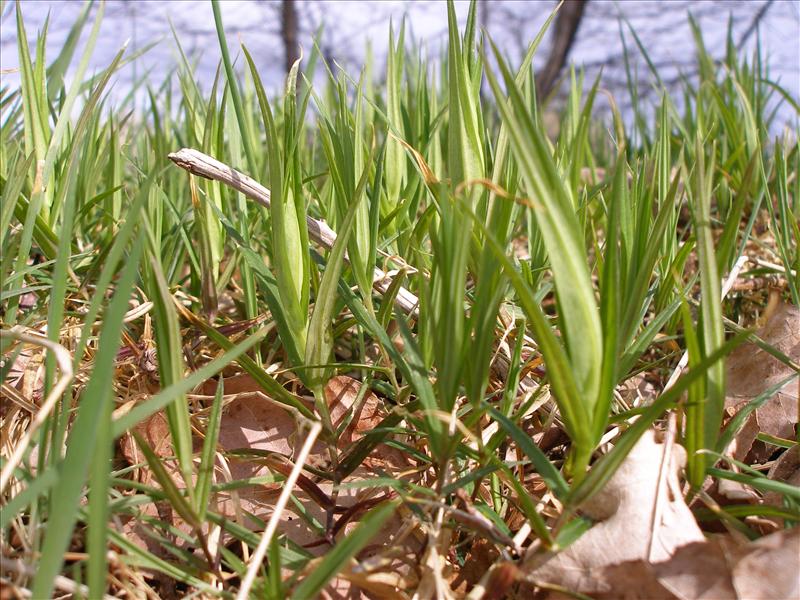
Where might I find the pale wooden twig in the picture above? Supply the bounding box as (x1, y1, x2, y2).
(750, 256, 798, 278)
(235, 420, 322, 600)
(0, 557, 117, 600)
(167, 148, 533, 393)
(648, 412, 677, 562)
(0, 328, 74, 493)
(168, 148, 419, 315)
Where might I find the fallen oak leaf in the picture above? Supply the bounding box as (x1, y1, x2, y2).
(119, 411, 177, 484)
(729, 526, 800, 599)
(226, 448, 336, 512)
(525, 430, 705, 595)
(117, 412, 214, 583)
(204, 374, 423, 576)
(330, 564, 415, 600)
(207, 380, 318, 462)
(118, 406, 335, 554)
(522, 428, 800, 600)
(449, 537, 501, 596)
(763, 445, 800, 513)
(118, 372, 422, 596)
(642, 526, 800, 600)
(528, 527, 800, 600)
(326, 375, 386, 447)
(320, 497, 425, 600)
(724, 302, 799, 463)
(200, 373, 388, 454)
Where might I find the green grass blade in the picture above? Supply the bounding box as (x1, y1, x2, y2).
(196, 378, 224, 520)
(290, 500, 397, 599)
(111, 325, 271, 437)
(688, 132, 726, 483)
(142, 222, 195, 505)
(210, 0, 257, 175)
(484, 38, 602, 425)
(305, 158, 369, 396)
(32, 235, 144, 599)
(487, 406, 568, 498)
(243, 45, 309, 363)
(567, 331, 748, 510)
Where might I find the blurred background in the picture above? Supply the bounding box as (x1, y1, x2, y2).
(2, 0, 798, 120)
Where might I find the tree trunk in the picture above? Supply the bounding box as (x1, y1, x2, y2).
(535, 0, 587, 99)
(281, 0, 299, 73)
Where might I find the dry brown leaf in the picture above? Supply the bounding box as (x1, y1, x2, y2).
(5, 335, 44, 399)
(526, 430, 705, 595)
(561, 537, 741, 600)
(119, 411, 173, 470)
(320, 502, 423, 600)
(118, 373, 421, 598)
(652, 527, 800, 600)
(203, 376, 355, 544)
(326, 375, 385, 447)
(730, 527, 800, 599)
(325, 375, 412, 472)
(652, 537, 739, 600)
(200, 373, 388, 452)
(764, 445, 800, 510)
(117, 412, 196, 578)
(449, 537, 499, 595)
(328, 565, 415, 600)
(522, 429, 800, 600)
(618, 372, 659, 408)
(218, 392, 315, 462)
(321, 576, 371, 600)
(725, 302, 799, 462)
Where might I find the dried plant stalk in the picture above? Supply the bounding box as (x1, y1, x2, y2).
(168, 148, 420, 315)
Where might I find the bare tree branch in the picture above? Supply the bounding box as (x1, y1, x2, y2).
(282, 0, 300, 73)
(738, 0, 774, 46)
(536, 0, 588, 98)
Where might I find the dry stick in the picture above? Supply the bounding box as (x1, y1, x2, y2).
(167, 148, 420, 314)
(750, 256, 798, 278)
(235, 421, 322, 600)
(0, 558, 116, 600)
(0, 328, 74, 494)
(647, 412, 677, 562)
(167, 148, 529, 390)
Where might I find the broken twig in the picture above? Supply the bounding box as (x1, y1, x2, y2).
(168, 148, 419, 315)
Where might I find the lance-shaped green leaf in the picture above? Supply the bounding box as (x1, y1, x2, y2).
(305, 154, 371, 419)
(244, 46, 310, 362)
(32, 236, 144, 599)
(484, 38, 603, 416)
(290, 501, 397, 599)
